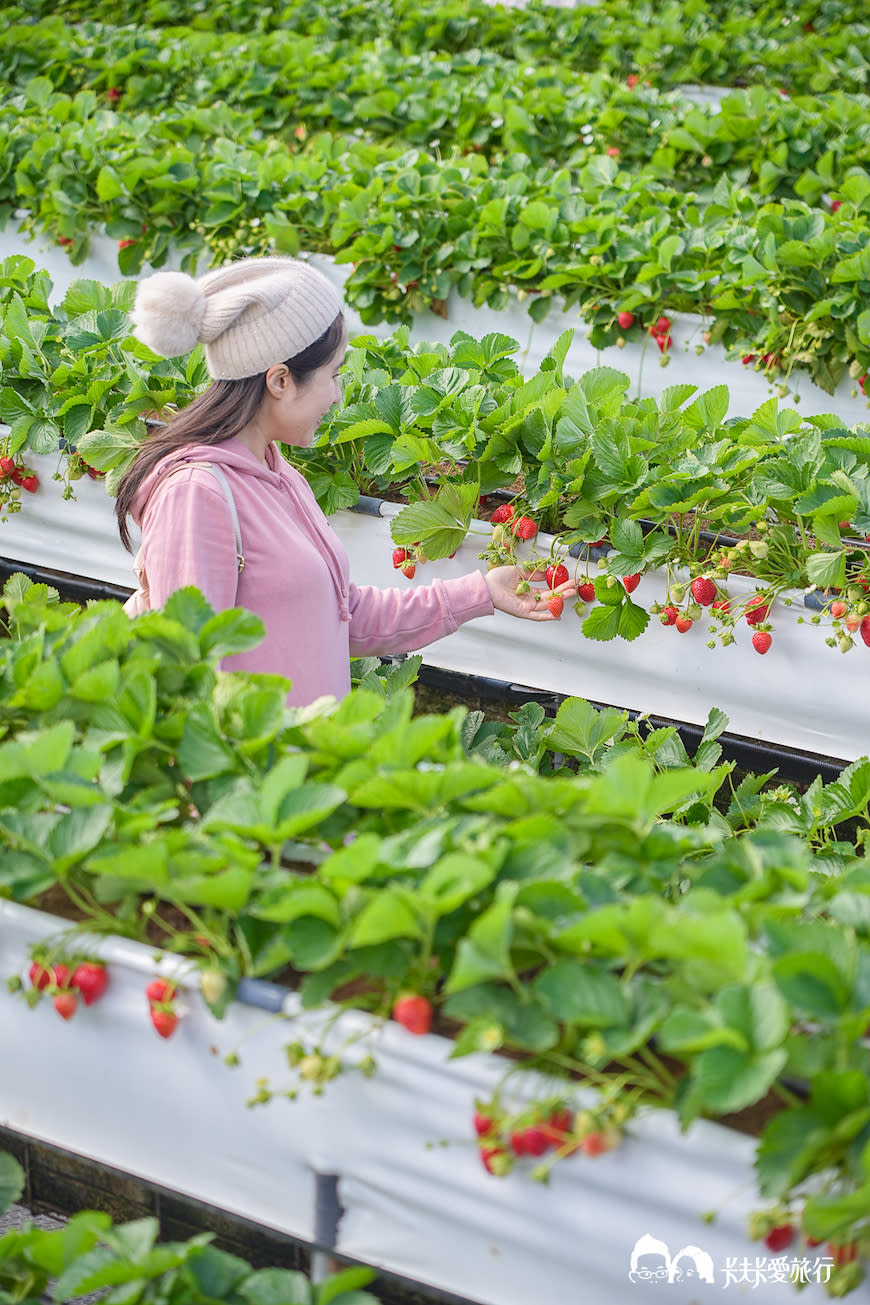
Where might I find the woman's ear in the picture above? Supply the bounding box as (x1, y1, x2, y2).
(263, 363, 296, 400)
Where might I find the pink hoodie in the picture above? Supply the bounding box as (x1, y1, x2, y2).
(129, 438, 495, 705)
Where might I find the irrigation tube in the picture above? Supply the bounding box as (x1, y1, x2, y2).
(0, 900, 858, 1305)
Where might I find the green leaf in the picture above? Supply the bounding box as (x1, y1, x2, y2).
(693, 1046, 788, 1113)
(0, 1153, 25, 1215)
(391, 482, 479, 557)
(239, 1267, 313, 1305)
(418, 852, 497, 915)
(535, 960, 629, 1026)
(349, 888, 425, 947)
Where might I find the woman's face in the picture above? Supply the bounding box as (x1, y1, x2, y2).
(275, 331, 347, 447)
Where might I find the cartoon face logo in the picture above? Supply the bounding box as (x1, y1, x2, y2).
(629, 1236, 715, 1285)
(629, 1235, 671, 1284)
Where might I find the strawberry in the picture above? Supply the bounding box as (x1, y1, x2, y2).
(861, 614, 870, 647)
(579, 1131, 612, 1157)
(742, 354, 756, 365)
(490, 503, 514, 525)
(21, 475, 38, 493)
(605, 146, 620, 157)
(0, 456, 15, 478)
(764, 1224, 794, 1253)
(831, 199, 842, 213)
(146, 978, 177, 1004)
(830, 600, 849, 619)
(675, 615, 693, 633)
(690, 576, 717, 606)
(392, 993, 432, 1035)
(106, 87, 122, 102)
(118, 239, 137, 250)
(150, 1007, 179, 1039)
(621, 573, 641, 593)
(752, 631, 773, 655)
(744, 595, 771, 626)
(509, 1130, 528, 1156)
(546, 592, 564, 618)
(660, 605, 678, 626)
(473, 1111, 495, 1137)
(545, 1108, 573, 1139)
(392, 547, 407, 568)
(512, 516, 538, 540)
(652, 315, 671, 335)
(400, 561, 416, 579)
(846, 612, 862, 633)
(626, 73, 639, 88)
(521, 1126, 551, 1157)
(71, 962, 108, 1006)
(480, 1146, 512, 1176)
(53, 992, 78, 1021)
(577, 581, 596, 602)
(654, 331, 671, 354)
(57, 235, 74, 247)
(545, 563, 569, 588)
(86, 466, 105, 480)
(616, 311, 635, 330)
(859, 375, 867, 397)
(29, 961, 69, 991)
(712, 597, 731, 614)
(827, 1242, 859, 1266)
(11, 467, 23, 485)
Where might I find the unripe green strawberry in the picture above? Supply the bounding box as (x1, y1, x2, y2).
(200, 968, 227, 1005)
(670, 583, 686, 602)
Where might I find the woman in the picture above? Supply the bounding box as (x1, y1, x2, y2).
(117, 255, 574, 706)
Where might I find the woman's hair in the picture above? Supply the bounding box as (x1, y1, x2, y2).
(115, 313, 345, 551)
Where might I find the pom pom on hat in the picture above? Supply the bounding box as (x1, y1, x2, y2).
(131, 271, 207, 359)
(130, 256, 344, 380)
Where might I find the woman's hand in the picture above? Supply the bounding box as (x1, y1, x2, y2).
(484, 566, 578, 621)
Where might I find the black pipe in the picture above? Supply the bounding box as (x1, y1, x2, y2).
(0, 556, 133, 604)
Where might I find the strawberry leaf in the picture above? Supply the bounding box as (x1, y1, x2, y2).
(581, 604, 621, 641)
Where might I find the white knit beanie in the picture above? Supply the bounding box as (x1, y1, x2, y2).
(130, 256, 344, 380)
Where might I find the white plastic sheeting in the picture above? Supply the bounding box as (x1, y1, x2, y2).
(2, 901, 856, 1305)
(0, 901, 322, 1241)
(338, 506, 869, 763)
(0, 453, 136, 587)
(2, 222, 868, 423)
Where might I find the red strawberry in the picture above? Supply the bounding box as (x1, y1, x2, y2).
(654, 331, 671, 354)
(653, 316, 671, 335)
(712, 597, 731, 614)
(29, 961, 69, 991)
(660, 605, 678, 626)
(626, 74, 639, 89)
(521, 1126, 551, 1157)
(546, 592, 564, 618)
(621, 573, 641, 593)
(118, 238, 137, 250)
(72, 962, 108, 1006)
(150, 1007, 179, 1039)
(742, 354, 756, 365)
(10, 467, 23, 485)
(830, 600, 848, 619)
(690, 576, 717, 606)
(392, 994, 432, 1035)
(546, 1108, 573, 1137)
(675, 615, 693, 633)
(764, 1224, 794, 1253)
(831, 200, 842, 213)
(509, 1130, 528, 1156)
(616, 311, 635, 330)
(512, 516, 538, 540)
(577, 581, 596, 602)
(752, 631, 772, 655)
(392, 547, 408, 568)
(827, 1242, 859, 1266)
(400, 561, 416, 579)
(861, 614, 870, 647)
(745, 595, 771, 626)
(846, 612, 862, 633)
(473, 1111, 495, 1137)
(53, 992, 78, 1021)
(106, 87, 122, 102)
(0, 456, 15, 478)
(490, 503, 514, 524)
(146, 978, 176, 1004)
(21, 475, 39, 493)
(58, 235, 74, 247)
(545, 563, 569, 588)
(859, 375, 867, 397)
(605, 146, 620, 158)
(580, 1131, 612, 1157)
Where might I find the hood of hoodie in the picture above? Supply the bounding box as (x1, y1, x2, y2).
(131, 438, 351, 621)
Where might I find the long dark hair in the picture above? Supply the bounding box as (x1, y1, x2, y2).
(115, 313, 345, 551)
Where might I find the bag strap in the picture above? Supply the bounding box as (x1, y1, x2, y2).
(197, 463, 245, 574)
